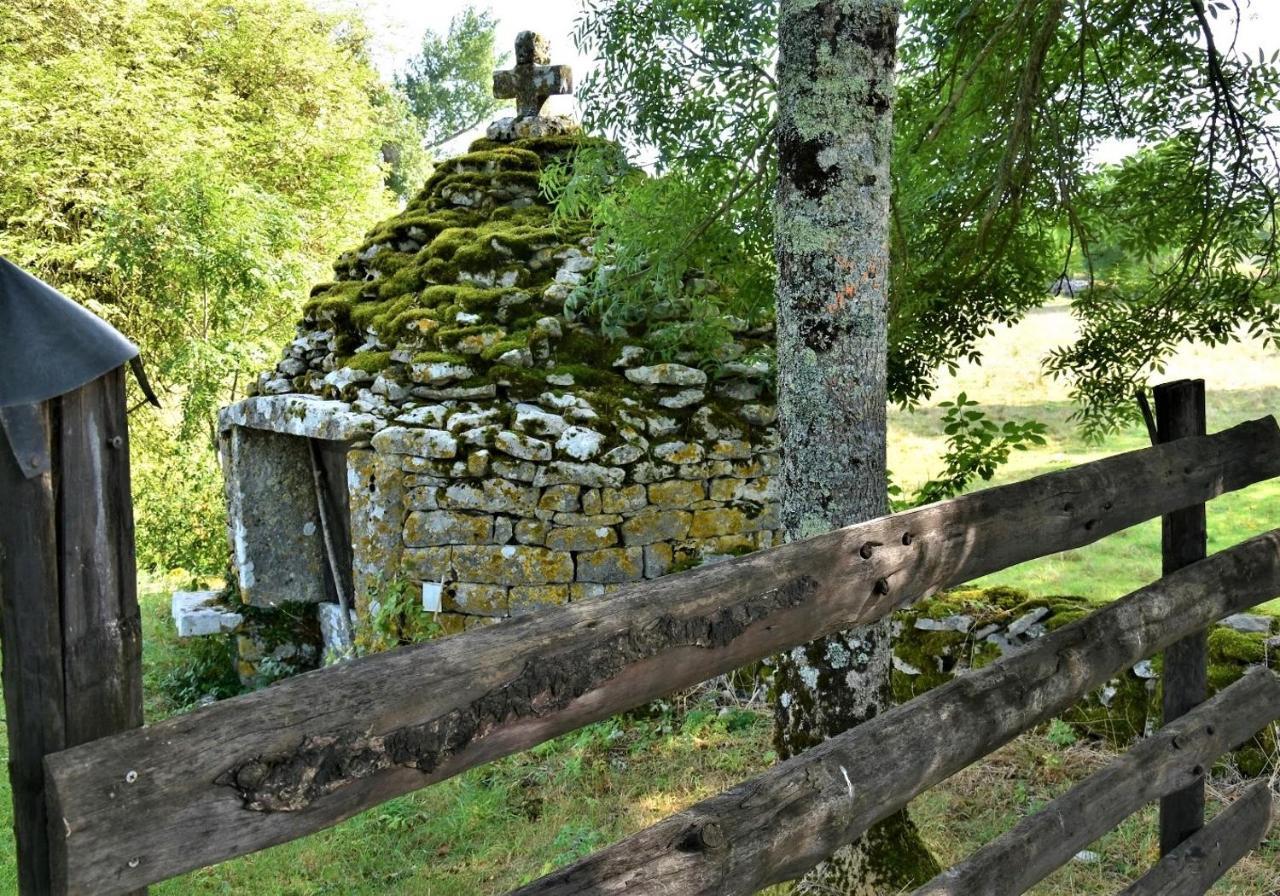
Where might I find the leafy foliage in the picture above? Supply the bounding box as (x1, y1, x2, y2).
(396, 6, 509, 152)
(155, 633, 243, 712)
(567, 0, 1280, 432)
(897, 395, 1049, 509)
(0, 0, 416, 572)
(359, 578, 444, 654)
(538, 0, 777, 358)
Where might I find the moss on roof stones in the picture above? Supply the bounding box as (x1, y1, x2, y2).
(278, 135, 773, 414)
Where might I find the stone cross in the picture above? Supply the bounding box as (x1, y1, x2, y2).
(492, 31, 573, 119)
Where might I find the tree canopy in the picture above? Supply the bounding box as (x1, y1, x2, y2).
(396, 6, 510, 153)
(560, 0, 1280, 435)
(0, 0, 415, 571)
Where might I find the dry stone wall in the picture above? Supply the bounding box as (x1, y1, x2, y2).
(218, 134, 780, 648)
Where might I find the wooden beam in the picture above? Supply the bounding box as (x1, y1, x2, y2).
(1120, 780, 1273, 896)
(911, 667, 1280, 896)
(55, 368, 145, 746)
(0, 369, 145, 896)
(510, 529, 1280, 896)
(43, 419, 1280, 895)
(0, 402, 66, 896)
(1154, 380, 1209, 854)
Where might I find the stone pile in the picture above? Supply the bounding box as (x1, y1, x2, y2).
(891, 586, 1280, 773)
(218, 131, 779, 646)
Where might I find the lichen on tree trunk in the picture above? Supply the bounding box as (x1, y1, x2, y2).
(772, 0, 939, 891)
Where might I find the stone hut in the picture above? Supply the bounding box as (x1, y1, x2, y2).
(212, 35, 779, 663)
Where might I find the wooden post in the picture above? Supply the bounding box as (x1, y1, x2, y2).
(1153, 379, 1207, 854)
(0, 367, 145, 895)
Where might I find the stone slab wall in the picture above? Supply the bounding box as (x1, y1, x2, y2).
(348, 398, 781, 634)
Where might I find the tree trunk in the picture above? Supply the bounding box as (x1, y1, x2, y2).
(773, 1, 937, 892)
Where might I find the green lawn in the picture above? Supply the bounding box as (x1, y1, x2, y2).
(889, 300, 1280, 612)
(1, 302, 1277, 893)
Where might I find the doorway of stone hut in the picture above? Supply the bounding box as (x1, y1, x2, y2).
(221, 425, 354, 613)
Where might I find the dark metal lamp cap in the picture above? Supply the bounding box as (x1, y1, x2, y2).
(0, 256, 138, 407)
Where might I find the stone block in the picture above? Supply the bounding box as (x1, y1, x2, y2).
(452, 545, 574, 584)
(492, 516, 515, 544)
(515, 519, 549, 545)
(495, 429, 552, 461)
(546, 524, 618, 552)
(409, 360, 474, 385)
(401, 547, 453, 581)
(621, 509, 693, 546)
(570, 583, 607, 601)
(222, 426, 328, 607)
(446, 583, 508, 616)
(491, 458, 538, 482)
(580, 488, 603, 515)
(690, 507, 756, 538)
(404, 510, 493, 546)
(218, 395, 379, 441)
(404, 485, 442, 510)
(601, 443, 644, 465)
(631, 461, 677, 484)
(738, 403, 777, 426)
(533, 461, 625, 489)
(401, 456, 455, 477)
(624, 363, 707, 387)
(658, 388, 705, 409)
(466, 450, 490, 477)
(576, 547, 645, 583)
(556, 426, 605, 460)
(648, 479, 705, 509)
(709, 476, 773, 503)
(395, 404, 449, 427)
(348, 449, 406, 617)
(696, 534, 756, 555)
(653, 441, 705, 464)
(372, 426, 458, 459)
(514, 403, 569, 437)
(443, 479, 538, 515)
(539, 484, 581, 513)
(643, 544, 673, 579)
(509, 585, 570, 613)
(171, 590, 242, 637)
(552, 512, 622, 526)
(602, 484, 647, 514)
(708, 439, 753, 460)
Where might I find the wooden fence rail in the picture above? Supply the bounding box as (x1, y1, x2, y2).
(912, 667, 1280, 896)
(40, 419, 1280, 894)
(1120, 780, 1274, 896)
(511, 530, 1280, 895)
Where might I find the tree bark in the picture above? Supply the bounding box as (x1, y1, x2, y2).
(773, 0, 933, 890)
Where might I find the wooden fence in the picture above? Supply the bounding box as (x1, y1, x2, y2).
(7, 380, 1280, 895)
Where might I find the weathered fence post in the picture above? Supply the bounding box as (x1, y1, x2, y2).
(1153, 378, 1208, 854)
(0, 258, 147, 894)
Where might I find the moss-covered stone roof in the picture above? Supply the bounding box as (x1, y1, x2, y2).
(253, 135, 774, 422)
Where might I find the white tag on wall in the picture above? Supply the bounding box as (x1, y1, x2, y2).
(422, 581, 443, 613)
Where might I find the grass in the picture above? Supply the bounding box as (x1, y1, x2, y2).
(0, 300, 1277, 893)
(888, 299, 1280, 613)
